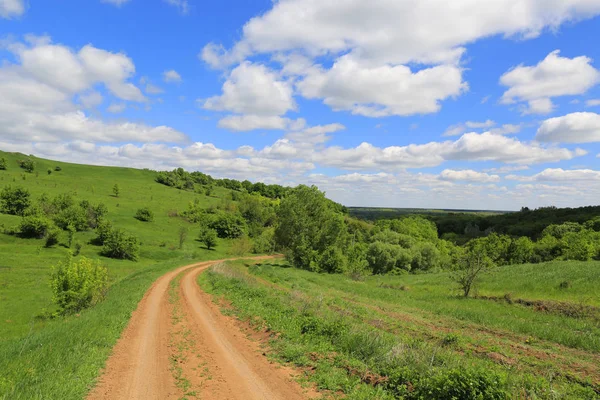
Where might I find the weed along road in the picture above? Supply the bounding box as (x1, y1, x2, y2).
(87, 256, 311, 400)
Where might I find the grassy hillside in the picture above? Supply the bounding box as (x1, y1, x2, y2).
(201, 259, 600, 399)
(0, 150, 256, 399)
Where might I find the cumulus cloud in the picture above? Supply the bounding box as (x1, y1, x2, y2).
(500, 50, 600, 114)
(297, 57, 466, 117)
(217, 115, 306, 132)
(439, 169, 500, 183)
(536, 112, 600, 143)
(506, 168, 600, 182)
(107, 103, 126, 114)
(0, 0, 25, 18)
(202, 0, 600, 69)
(202, 62, 295, 116)
(163, 69, 182, 83)
(586, 99, 600, 107)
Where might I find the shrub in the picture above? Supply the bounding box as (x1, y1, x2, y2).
(44, 228, 60, 248)
(209, 212, 247, 239)
(47, 168, 52, 175)
(198, 227, 218, 250)
(18, 158, 35, 173)
(318, 246, 348, 273)
(102, 228, 139, 261)
(93, 219, 113, 245)
(54, 205, 89, 231)
(252, 227, 276, 254)
(54, 166, 62, 172)
(0, 185, 31, 215)
(112, 184, 120, 198)
(0, 157, 7, 170)
(19, 215, 53, 239)
(134, 207, 154, 222)
(50, 256, 109, 314)
(451, 244, 494, 297)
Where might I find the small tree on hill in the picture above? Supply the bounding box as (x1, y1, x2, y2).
(0, 185, 31, 216)
(113, 184, 120, 198)
(134, 207, 154, 222)
(102, 228, 139, 261)
(198, 227, 218, 250)
(178, 226, 187, 250)
(0, 157, 7, 170)
(18, 158, 35, 173)
(451, 244, 494, 298)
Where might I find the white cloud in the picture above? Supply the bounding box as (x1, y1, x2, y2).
(202, 0, 600, 69)
(312, 132, 584, 171)
(500, 50, 600, 114)
(9, 38, 146, 103)
(297, 56, 466, 117)
(107, 103, 126, 114)
(202, 62, 295, 116)
(78, 91, 104, 109)
(163, 0, 189, 14)
(536, 112, 600, 143)
(163, 69, 182, 83)
(145, 83, 164, 94)
(484, 165, 529, 174)
(443, 120, 495, 136)
(0, 0, 24, 18)
(586, 99, 600, 107)
(101, 0, 131, 6)
(440, 169, 500, 183)
(507, 168, 600, 182)
(217, 115, 306, 132)
(488, 124, 522, 135)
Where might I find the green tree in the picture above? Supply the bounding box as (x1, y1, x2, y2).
(0, 185, 31, 216)
(198, 227, 218, 250)
(102, 228, 139, 261)
(209, 212, 247, 238)
(274, 185, 346, 271)
(0, 157, 7, 170)
(19, 215, 53, 239)
(18, 158, 35, 173)
(507, 236, 534, 264)
(366, 241, 412, 274)
(451, 243, 494, 297)
(113, 184, 120, 198)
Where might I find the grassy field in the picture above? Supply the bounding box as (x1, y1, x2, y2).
(200, 260, 600, 399)
(0, 150, 251, 399)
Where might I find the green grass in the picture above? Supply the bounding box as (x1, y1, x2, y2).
(199, 260, 600, 399)
(0, 150, 255, 399)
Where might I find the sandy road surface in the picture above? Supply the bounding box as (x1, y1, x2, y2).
(87, 257, 313, 400)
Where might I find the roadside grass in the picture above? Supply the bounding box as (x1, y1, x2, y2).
(199, 260, 600, 399)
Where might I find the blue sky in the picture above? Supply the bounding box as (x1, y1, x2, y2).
(2, 0, 600, 210)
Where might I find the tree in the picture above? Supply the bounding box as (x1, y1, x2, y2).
(0, 157, 7, 170)
(18, 158, 35, 173)
(19, 215, 53, 239)
(178, 226, 187, 250)
(0, 185, 31, 216)
(102, 229, 139, 261)
(113, 184, 120, 198)
(507, 236, 534, 264)
(274, 185, 346, 271)
(209, 212, 247, 238)
(198, 227, 218, 250)
(451, 244, 494, 297)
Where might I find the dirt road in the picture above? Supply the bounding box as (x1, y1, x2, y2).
(87, 257, 314, 400)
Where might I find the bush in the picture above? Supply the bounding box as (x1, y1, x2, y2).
(209, 212, 247, 239)
(102, 228, 139, 261)
(45, 228, 60, 248)
(198, 227, 218, 250)
(0, 185, 31, 216)
(54, 205, 89, 231)
(93, 219, 113, 245)
(230, 236, 252, 256)
(318, 246, 348, 273)
(0, 157, 7, 170)
(19, 215, 53, 239)
(50, 256, 109, 314)
(18, 158, 35, 173)
(134, 207, 154, 222)
(253, 227, 276, 254)
(54, 166, 62, 172)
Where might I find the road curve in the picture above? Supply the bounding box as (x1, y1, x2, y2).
(87, 256, 311, 400)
